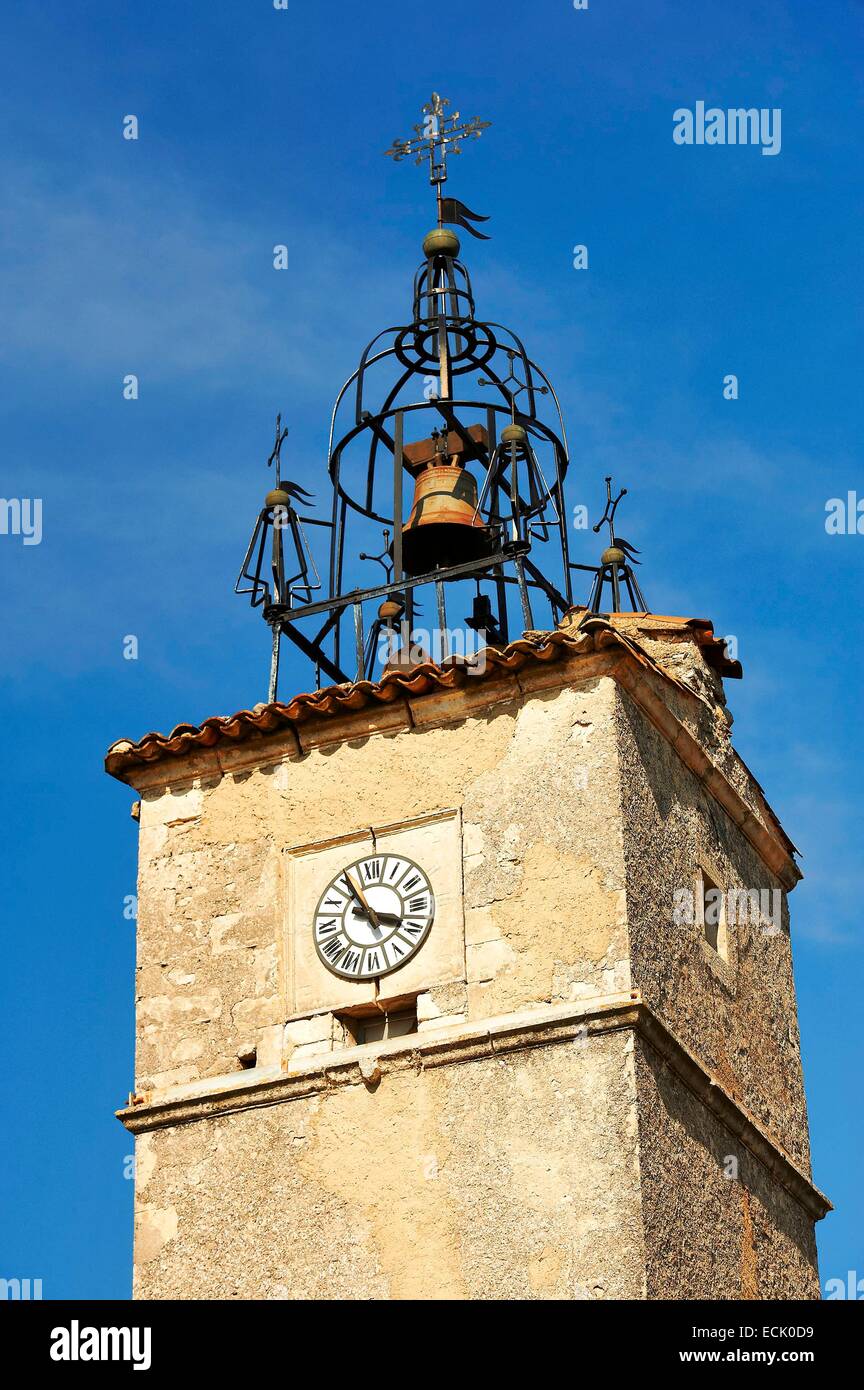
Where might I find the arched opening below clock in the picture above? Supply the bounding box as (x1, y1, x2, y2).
(337, 998, 418, 1048)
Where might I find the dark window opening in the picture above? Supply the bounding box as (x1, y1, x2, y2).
(699, 868, 723, 954)
(338, 1002, 418, 1047)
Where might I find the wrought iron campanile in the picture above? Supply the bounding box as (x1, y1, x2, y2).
(236, 94, 646, 701)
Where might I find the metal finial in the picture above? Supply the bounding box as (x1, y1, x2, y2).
(268, 412, 289, 487)
(586, 476, 649, 614)
(384, 92, 491, 226)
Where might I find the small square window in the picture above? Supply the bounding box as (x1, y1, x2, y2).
(361, 1016, 387, 1044)
(385, 1010, 418, 1040)
(338, 1003, 418, 1047)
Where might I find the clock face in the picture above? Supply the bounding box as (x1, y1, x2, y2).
(313, 853, 435, 980)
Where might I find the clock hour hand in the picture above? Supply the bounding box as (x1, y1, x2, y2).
(352, 909, 402, 931)
(344, 872, 383, 936)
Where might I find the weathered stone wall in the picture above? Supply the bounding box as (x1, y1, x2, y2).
(132, 674, 628, 1091)
(133, 1027, 646, 1300)
(616, 685, 813, 1172)
(120, 630, 826, 1300)
(634, 1039, 820, 1299)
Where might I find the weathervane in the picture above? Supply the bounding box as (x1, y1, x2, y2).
(385, 92, 492, 236)
(586, 476, 649, 614)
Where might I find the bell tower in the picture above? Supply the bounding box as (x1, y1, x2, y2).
(108, 95, 828, 1300)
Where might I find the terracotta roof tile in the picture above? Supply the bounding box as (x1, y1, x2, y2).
(104, 614, 738, 781)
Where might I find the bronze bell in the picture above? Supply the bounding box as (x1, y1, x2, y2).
(400, 424, 495, 576)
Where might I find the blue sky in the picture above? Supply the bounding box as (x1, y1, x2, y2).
(1, 0, 861, 1298)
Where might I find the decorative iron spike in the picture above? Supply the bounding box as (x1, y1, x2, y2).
(586, 476, 649, 615)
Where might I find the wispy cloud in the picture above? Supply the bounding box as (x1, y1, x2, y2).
(0, 164, 403, 392)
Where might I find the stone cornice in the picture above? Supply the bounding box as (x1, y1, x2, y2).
(116, 992, 830, 1222)
(112, 637, 800, 891)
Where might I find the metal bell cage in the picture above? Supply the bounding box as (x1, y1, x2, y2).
(237, 227, 585, 697)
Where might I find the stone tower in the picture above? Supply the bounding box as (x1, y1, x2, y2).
(108, 94, 828, 1298)
(107, 609, 828, 1299)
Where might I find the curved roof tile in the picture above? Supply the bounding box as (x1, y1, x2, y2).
(104, 615, 738, 780)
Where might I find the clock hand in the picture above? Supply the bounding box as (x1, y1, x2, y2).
(344, 872, 383, 935)
(349, 909, 402, 928)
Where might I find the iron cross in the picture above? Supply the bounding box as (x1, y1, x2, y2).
(384, 92, 491, 187)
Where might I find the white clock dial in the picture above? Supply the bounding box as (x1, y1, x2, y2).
(313, 853, 435, 980)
